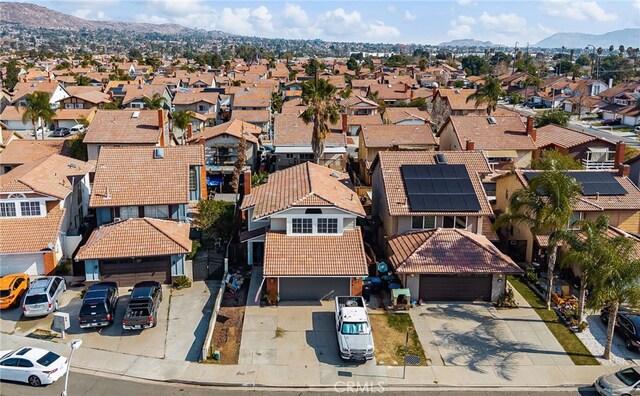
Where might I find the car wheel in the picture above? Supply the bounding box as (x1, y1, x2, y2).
(28, 375, 41, 387)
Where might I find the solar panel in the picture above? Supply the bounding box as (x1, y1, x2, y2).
(401, 164, 481, 212)
(524, 171, 627, 196)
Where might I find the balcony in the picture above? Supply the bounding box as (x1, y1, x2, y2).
(581, 158, 615, 170)
(582, 149, 616, 170)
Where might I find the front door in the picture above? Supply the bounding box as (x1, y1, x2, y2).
(252, 242, 264, 266)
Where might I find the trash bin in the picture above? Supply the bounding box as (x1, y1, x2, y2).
(362, 281, 372, 302)
(369, 277, 382, 293)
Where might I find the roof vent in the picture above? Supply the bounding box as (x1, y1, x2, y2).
(487, 116, 497, 125)
(153, 148, 164, 159)
(68, 163, 78, 168)
(138, 84, 143, 89)
(245, 87, 250, 91)
(435, 153, 447, 164)
(31, 82, 37, 87)
(454, 89, 461, 94)
(330, 171, 340, 178)
(131, 111, 140, 118)
(387, 84, 392, 88)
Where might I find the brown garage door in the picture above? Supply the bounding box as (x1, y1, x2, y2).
(419, 274, 492, 302)
(100, 257, 171, 287)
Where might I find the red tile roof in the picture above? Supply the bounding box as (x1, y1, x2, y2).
(0, 207, 65, 254)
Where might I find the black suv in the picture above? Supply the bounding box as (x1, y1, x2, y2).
(78, 282, 119, 329)
(600, 307, 640, 351)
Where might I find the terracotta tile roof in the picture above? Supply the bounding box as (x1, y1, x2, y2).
(231, 87, 271, 108)
(76, 218, 191, 260)
(0, 131, 22, 147)
(340, 95, 379, 109)
(0, 139, 68, 165)
(619, 103, 640, 117)
(90, 146, 204, 207)
(52, 108, 93, 121)
(368, 83, 410, 101)
(536, 123, 612, 149)
(173, 91, 218, 105)
(11, 81, 62, 102)
(482, 217, 499, 242)
(388, 228, 522, 274)
(361, 124, 436, 148)
(373, 150, 493, 216)
(437, 89, 488, 111)
(68, 90, 112, 105)
(263, 228, 367, 276)
(85, 109, 165, 144)
(0, 207, 65, 254)
(347, 114, 383, 127)
(598, 82, 640, 99)
(122, 84, 168, 105)
(231, 109, 270, 124)
(241, 161, 365, 220)
(273, 113, 345, 147)
(384, 107, 431, 124)
(350, 79, 378, 89)
(0, 105, 26, 121)
(445, 115, 536, 151)
(188, 119, 260, 144)
(0, 154, 92, 199)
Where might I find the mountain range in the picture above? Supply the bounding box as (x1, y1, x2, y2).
(437, 39, 499, 48)
(535, 29, 640, 49)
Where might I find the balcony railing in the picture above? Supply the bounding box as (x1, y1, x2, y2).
(581, 159, 615, 170)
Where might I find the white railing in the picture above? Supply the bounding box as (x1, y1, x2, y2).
(581, 159, 615, 170)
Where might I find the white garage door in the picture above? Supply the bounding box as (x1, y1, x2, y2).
(0, 254, 45, 276)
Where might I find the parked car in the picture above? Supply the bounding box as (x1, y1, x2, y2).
(0, 347, 68, 387)
(122, 281, 162, 330)
(78, 282, 119, 329)
(50, 127, 70, 137)
(600, 307, 640, 351)
(0, 274, 30, 309)
(335, 296, 374, 361)
(602, 118, 622, 126)
(595, 366, 640, 396)
(22, 277, 66, 317)
(30, 127, 47, 138)
(69, 124, 85, 134)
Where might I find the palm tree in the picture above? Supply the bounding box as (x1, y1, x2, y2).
(495, 170, 582, 309)
(172, 110, 193, 143)
(19, 91, 55, 140)
(299, 79, 340, 163)
(142, 93, 166, 110)
(555, 215, 610, 322)
(587, 236, 640, 359)
(466, 76, 504, 115)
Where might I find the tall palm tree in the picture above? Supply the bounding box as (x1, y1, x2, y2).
(466, 76, 504, 115)
(587, 236, 640, 359)
(495, 170, 582, 309)
(299, 79, 339, 163)
(555, 215, 610, 322)
(142, 93, 166, 110)
(522, 74, 541, 106)
(19, 91, 55, 140)
(172, 110, 193, 143)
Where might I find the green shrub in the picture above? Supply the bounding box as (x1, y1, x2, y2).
(173, 275, 192, 290)
(55, 259, 72, 276)
(188, 240, 201, 260)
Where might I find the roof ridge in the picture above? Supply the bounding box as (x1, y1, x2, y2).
(144, 218, 192, 251)
(455, 228, 513, 263)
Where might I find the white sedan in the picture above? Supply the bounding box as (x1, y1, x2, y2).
(0, 347, 67, 387)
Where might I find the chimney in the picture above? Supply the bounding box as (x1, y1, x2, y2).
(432, 87, 437, 98)
(187, 123, 193, 140)
(243, 170, 252, 196)
(197, 138, 206, 146)
(341, 113, 348, 134)
(158, 109, 165, 129)
(619, 164, 631, 177)
(615, 141, 626, 169)
(608, 78, 613, 88)
(526, 116, 536, 142)
(465, 140, 475, 151)
(108, 91, 114, 100)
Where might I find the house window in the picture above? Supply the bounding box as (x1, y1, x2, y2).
(145, 205, 169, 219)
(411, 216, 436, 230)
(299, 154, 314, 160)
(569, 212, 582, 229)
(292, 218, 312, 234)
(20, 202, 41, 216)
(455, 216, 468, 229)
(65, 103, 74, 109)
(76, 103, 84, 109)
(0, 202, 16, 217)
(318, 218, 338, 234)
(119, 206, 139, 220)
(189, 168, 197, 191)
(198, 105, 207, 112)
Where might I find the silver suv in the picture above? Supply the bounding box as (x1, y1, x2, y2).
(22, 276, 66, 317)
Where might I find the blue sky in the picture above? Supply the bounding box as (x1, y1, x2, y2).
(18, 0, 640, 45)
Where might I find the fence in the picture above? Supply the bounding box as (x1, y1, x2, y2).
(200, 275, 227, 362)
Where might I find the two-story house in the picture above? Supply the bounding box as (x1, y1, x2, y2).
(599, 82, 640, 124)
(239, 161, 368, 301)
(84, 109, 171, 161)
(0, 155, 92, 276)
(59, 86, 112, 110)
(431, 88, 489, 116)
(0, 139, 70, 174)
(10, 81, 69, 109)
(75, 146, 205, 286)
(383, 107, 431, 125)
(230, 87, 272, 132)
(370, 150, 521, 302)
(173, 91, 219, 129)
(122, 84, 173, 110)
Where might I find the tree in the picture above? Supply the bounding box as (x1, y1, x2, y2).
(460, 55, 489, 76)
(142, 93, 166, 110)
(346, 57, 360, 75)
(466, 76, 504, 115)
(231, 132, 248, 194)
(532, 149, 583, 171)
(304, 58, 324, 79)
(3, 59, 20, 90)
(66, 132, 88, 161)
(172, 110, 193, 141)
(104, 97, 122, 110)
(535, 110, 569, 128)
(339, 86, 353, 99)
(251, 172, 269, 187)
(74, 74, 91, 86)
(19, 91, 55, 140)
(271, 91, 283, 113)
(418, 58, 428, 72)
(508, 92, 523, 107)
(128, 48, 142, 61)
(495, 170, 582, 309)
(431, 95, 450, 133)
(299, 79, 339, 163)
(555, 215, 610, 322)
(194, 199, 235, 243)
(587, 235, 640, 359)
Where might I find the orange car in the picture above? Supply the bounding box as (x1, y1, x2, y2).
(0, 274, 30, 309)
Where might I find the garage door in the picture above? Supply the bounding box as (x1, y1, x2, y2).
(419, 274, 492, 302)
(0, 254, 45, 276)
(279, 277, 350, 301)
(100, 257, 171, 286)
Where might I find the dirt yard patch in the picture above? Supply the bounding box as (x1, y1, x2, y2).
(209, 279, 248, 364)
(370, 313, 428, 366)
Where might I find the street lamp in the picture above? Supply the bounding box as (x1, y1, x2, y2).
(61, 339, 82, 396)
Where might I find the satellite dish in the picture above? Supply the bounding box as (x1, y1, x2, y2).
(377, 262, 388, 273)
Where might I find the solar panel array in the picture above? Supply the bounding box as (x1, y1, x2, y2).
(401, 164, 482, 212)
(523, 171, 627, 196)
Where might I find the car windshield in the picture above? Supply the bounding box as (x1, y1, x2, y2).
(341, 322, 370, 335)
(131, 288, 151, 300)
(25, 294, 48, 305)
(616, 368, 640, 386)
(0, 289, 11, 298)
(36, 352, 60, 367)
(80, 302, 106, 316)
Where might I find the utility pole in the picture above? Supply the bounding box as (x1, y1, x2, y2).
(512, 41, 519, 74)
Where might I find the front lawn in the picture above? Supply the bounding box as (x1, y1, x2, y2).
(509, 276, 599, 366)
(370, 313, 428, 366)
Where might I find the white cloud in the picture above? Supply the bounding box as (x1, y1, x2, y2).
(541, 0, 617, 22)
(446, 15, 475, 38)
(457, 15, 476, 25)
(457, 0, 476, 5)
(479, 11, 527, 34)
(366, 20, 400, 39)
(73, 9, 91, 19)
(135, 14, 169, 24)
(282, 3, 308, 27)
(404, 10, 417, 22)
(634, 0, 640, 10)
(96, 11, 107, 20)
(387, 5, 397, 12)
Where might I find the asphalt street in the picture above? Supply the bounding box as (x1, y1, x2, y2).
(0, 371, 601, 396)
